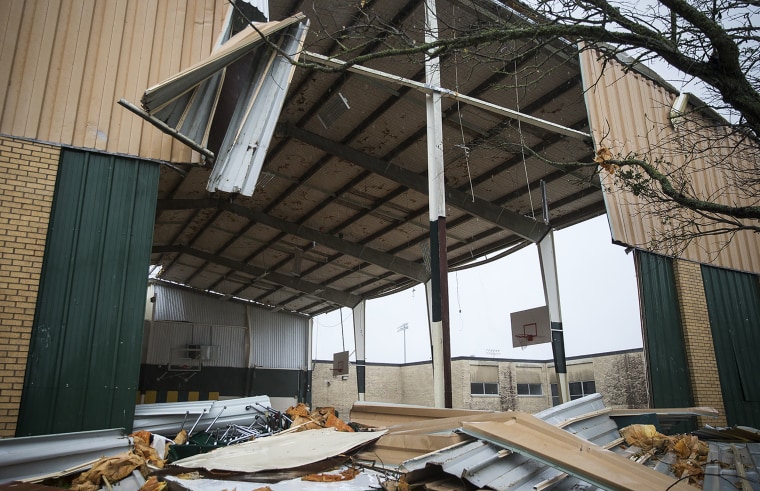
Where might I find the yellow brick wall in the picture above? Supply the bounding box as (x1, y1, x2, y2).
(673, 259, 728, 427)
(0, 136, 59, 437)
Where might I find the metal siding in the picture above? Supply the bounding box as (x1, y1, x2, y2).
(249, 306, 309, 369)
(634, 251, 694, 411)
(153, 283, 247, 326)
(146, 321, 246, 368)
(0, 0, 227, 162)
(701, 265, 760, 427)
(18, 149, 159, 436)
(579, 50, 760, 275)
(146, 321, 194, 366)
(209, 325, 247, 368)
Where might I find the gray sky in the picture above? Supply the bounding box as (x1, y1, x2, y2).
(312, 214, 643, 363)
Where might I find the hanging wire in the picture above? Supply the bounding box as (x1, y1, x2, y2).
(514, 54, 535, 218)
(452, 4, 476, 202)
(455, 271, 464, 331)
(339, 307, 346, 352)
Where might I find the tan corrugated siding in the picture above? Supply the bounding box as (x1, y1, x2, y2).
(0, 0, 227, 162)
(580, 49, 760, 275)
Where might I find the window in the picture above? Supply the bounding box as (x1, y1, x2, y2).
(551, 384, 560, 406)
(517, 383, 543, 396)
(551, 380, 596, 405)
(516, 366, 543, 397)
(470, 364, 498, 396)
(570, 380, 596, 400)
(471, 382, 499, 395)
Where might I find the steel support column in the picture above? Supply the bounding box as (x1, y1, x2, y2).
(425, 0, 452, 408)
(352, 300, 367, 401)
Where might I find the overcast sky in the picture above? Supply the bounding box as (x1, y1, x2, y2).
(312, 214, 643, 363)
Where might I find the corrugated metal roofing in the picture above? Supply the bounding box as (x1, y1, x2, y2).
(132, 395, 271, 436)
(0, 428, 131, 484)
(704, 443, 760, 491)
(401, 394, 627, 491)
(579, 49, 760, 275)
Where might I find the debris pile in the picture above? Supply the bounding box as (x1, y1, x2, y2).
(620, 424, 709, 486)
(2, 395, 759, 491)
(68, 452, 145, 491)
(286, 403, 354, 432)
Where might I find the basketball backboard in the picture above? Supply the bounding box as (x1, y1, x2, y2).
(332, 350, 349, 376)
(510, 306, 551, 348)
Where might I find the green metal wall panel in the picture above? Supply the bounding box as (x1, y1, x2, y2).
(18, 149, 159, 436)
(701, 265, 760, 427)
(635, 251, 694, 415)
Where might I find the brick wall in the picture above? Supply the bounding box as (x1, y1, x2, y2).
(593, 352, 649, 408)
(673, 259, 728, 427)
(312, 350, 648, 421)
(311, 362, 434, 418)
(0, 137, 59, 437)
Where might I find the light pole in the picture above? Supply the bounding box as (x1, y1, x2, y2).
(397, 323, 409, 364)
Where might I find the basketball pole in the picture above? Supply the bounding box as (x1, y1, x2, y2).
(537, 180, 569, 404)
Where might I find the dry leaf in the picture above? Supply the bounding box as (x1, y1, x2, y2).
(138, 476, 166, 491)
(302, 468, 360, 482)
(594, 147, 618, 173)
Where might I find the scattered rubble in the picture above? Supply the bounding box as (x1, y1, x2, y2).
(1, 395, 759, 491)
(68, 453, 145, 491)
(285, 403, 354, 432)
(620, 424, 710, 486)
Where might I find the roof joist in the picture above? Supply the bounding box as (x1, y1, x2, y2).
(156, 199, 431, 284)
(286, 124, 551, 243)
(152, 244, 362, 309)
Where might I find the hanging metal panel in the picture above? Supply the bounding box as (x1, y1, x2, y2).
(152, 282, 246, 326)
(701, 265, 760, 427)
(249, 306, 309, 369)
(141, 15, 305, 111)
(18, 149, 159, 436)
(580, 50, 760, 275)
(207, 20, 309, 196)
(634, 251, 694, 412)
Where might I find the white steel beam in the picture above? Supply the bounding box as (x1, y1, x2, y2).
(302, 51, 591, 140)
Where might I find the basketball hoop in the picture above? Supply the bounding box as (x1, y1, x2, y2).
(515, 333, 536, 342)
(514, 322, 539, 349)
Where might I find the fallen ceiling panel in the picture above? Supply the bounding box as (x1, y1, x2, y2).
(172, 427, 386, 473)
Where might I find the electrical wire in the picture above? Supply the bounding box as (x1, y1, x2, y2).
(514, 55, 535, 218)
(452, 3, 475, 202)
